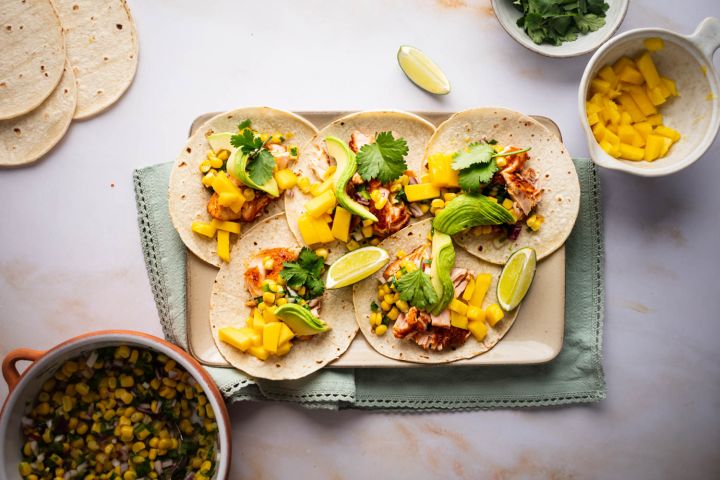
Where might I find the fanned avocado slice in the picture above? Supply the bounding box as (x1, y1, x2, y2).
(227, 147, 280, 197)
(274, 303, 329, 336)
(429, 230, 456, 315)
(433, 194, 515, 235)
(325, 136, 378, 222)
(207, 132, 234, 153)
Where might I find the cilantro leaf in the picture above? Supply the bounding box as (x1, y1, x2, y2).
(452, 143, 495, 170)
(397, 269, 438, 311)
(356, 132, 409, 183)
(247, 149, 276, 185)
(574, 13, 605, 33)
(230, 129, 263, 154)
(237, 119, 252, 131)
(513, 0, 609, 46)
(280, 247, 325, 299)
(458, 160, 498, 193)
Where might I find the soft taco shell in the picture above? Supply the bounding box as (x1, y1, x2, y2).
(209, 214, 357, 380)
(0, 0, 66, 120)
(169, 107, 318, 267)
(285, 110, 435, 263)
(424, 107, 580, 264)
(353, 218, 519, 363)
(53, 0, 138, 119)
(0, 63, 76, 167)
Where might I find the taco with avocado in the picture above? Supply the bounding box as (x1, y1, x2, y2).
(352, 219, 519, 363)
(419, 107, 580, 264)
(284, 110, 436, 263)
(169, 107, 318, 267)
(210, 214, 357, 380)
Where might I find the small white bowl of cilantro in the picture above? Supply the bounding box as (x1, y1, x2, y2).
(492, 0, 629, 58)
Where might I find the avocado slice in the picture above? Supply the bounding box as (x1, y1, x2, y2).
(227, 147, 280, 198)
(207, 132, 234, 152)
(274, 303, 329, 336)
(429, 230, 456, 315)
(324, 136, 378, 222)
(433, 194, 515, 236)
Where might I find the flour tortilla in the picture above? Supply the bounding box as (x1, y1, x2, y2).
(285, 110, 435, 263)
(0, 0, 65, 120)
(424, 107, 580, 264)
(53, 0, 138, 119)
(210, 214, 357, 380)
(0, 63, 76, 167)
(169, 107, 318, 267)
(353, 219, 519, 363)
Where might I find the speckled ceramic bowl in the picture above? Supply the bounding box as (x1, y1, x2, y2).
(1, 331, 231, 479)
(579, 17, 720, 176)
(492, 0, 629, 57)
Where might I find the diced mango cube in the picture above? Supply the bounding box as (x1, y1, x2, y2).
(633, 122, 653, 140)
(215, 220, 241, 234)
(274, 169, 298, 191)
(298, 214, 334, 245)
(191, 221, 217, 238)
(627, 85, 657, 116)
(617, 94, 646, 122)
(449, 298, 468, 316)
(618, 125, 636, 144)
(485, 304, 505, 327)
(405, 183, 441, 202)
(218, 327, 256, 352)
(462, 277, 475, 302)
(278, 323, 294, 345)
(661, 77, 678, 96)
(599, 140, 619, 157)
(590, 78, 611, 94)
(644, 134, 666, 161)
(654, 125, 681, 142)
(659, 136, 673, 156)
(427, 153, 459, 188)
(643, 37, 664, 52)
(612, 56, 635, 74)
(619, 143, 645, 161)
(636, 52, 661, 89)
(217, 230, 230, 263)
(646, 113, 663, 126)
(468, 320, 488, 341)
(620, 112, 633, 125)
(469, 273, 492, 308)
(587, 112, 600, 126)
(331, 206, 352, 242)
(467, 305, 484, 322)
(586, 102, 602, 114)
(597, 65, 618, 87)
(618, 65, 644, 85)
(450, 311, 468, 330)
(305, 189, 336, 218)
(589, 93, 606, 106)
(262, 322, 282, 354)
(603, 128, 620, 148)
(248, 346, 269, 361)
(310, 178, 333, 197)
(276, 342, 292, 356)
(252, 310, 266, 333)
(647, 86, 668, 106)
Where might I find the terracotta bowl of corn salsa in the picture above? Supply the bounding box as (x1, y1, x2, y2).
(1, 331, 231, 480)
(579, 17, 720, 176)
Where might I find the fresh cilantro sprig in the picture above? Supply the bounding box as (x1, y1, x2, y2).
(356, 132, 409, 183)
(280, 248, 325, 299)
(237, 119, 252, 131)
(453, 143, 531, 193)
(230, 125, 276, 185)
(397, 269, 438, 311)
(512, 0, 609, 46)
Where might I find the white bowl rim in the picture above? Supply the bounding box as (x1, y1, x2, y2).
(491, 0, 630, 58)
(578, 19, 720, 176)
(0, 331, 231, 479)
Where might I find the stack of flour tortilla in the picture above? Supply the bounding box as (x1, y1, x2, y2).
(0, 0, 138, 167)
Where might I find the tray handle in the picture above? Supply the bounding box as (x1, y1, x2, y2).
(2, 348, 45, 394)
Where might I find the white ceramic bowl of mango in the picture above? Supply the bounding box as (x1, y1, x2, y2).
(579, 17, 720, 176)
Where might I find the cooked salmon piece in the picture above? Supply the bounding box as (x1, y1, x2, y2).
(244, 248, 299, 297)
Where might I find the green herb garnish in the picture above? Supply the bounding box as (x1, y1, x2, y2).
(237, 118, 252, 131)
(356, 132, 409, 183)
(230, 128, 276, 185)
(397, 269, 438, 310)
(513, 0, 609, 46)
(453, 142, 531, 193)
(280, 247, 326, 298)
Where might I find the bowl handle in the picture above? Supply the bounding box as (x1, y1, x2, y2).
(688, 17, 720, 59)
(2, 348, 45, 394)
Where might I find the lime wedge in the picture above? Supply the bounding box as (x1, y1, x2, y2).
(397, 45, 450, 95)
(497, 247, 537, 311)
(326, 246, 390, 289)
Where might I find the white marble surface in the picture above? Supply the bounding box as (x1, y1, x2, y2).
(1, 0, 719, 478)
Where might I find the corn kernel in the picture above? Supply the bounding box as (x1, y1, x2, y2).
(243, 188, 256, 201)
(396, 300, 409, 313)
(262, 256, 274, 270)
(298, 176, 311, 193)
(387, 307, 400, 321)
(262, 292, 275, 305)
(380, 301, 391, 311)
(362, 225, 374, 238)
(431, 199, 445, 209)
(502, 198, 514, 210)
(374, 197, 388, 210)
(314, 248, 329, 260)
(443, 192, 457, 202)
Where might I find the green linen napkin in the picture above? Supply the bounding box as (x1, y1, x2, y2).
(133, 159, 605, 410)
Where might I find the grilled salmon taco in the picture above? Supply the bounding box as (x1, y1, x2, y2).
(353, 219, 519, 363)
(210, 214, 357, 380)
(169, 107, 317, 266)
(284, 111, 435, 263)
(418, 107, 580, 264)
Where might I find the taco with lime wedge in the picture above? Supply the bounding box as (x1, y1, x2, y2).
(210, 214, 357, 380)
(352, 219, 519, 363)
(168, 107, 318, 266)
(284, 110, 435, 263)
(419, 107, 580, 264)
